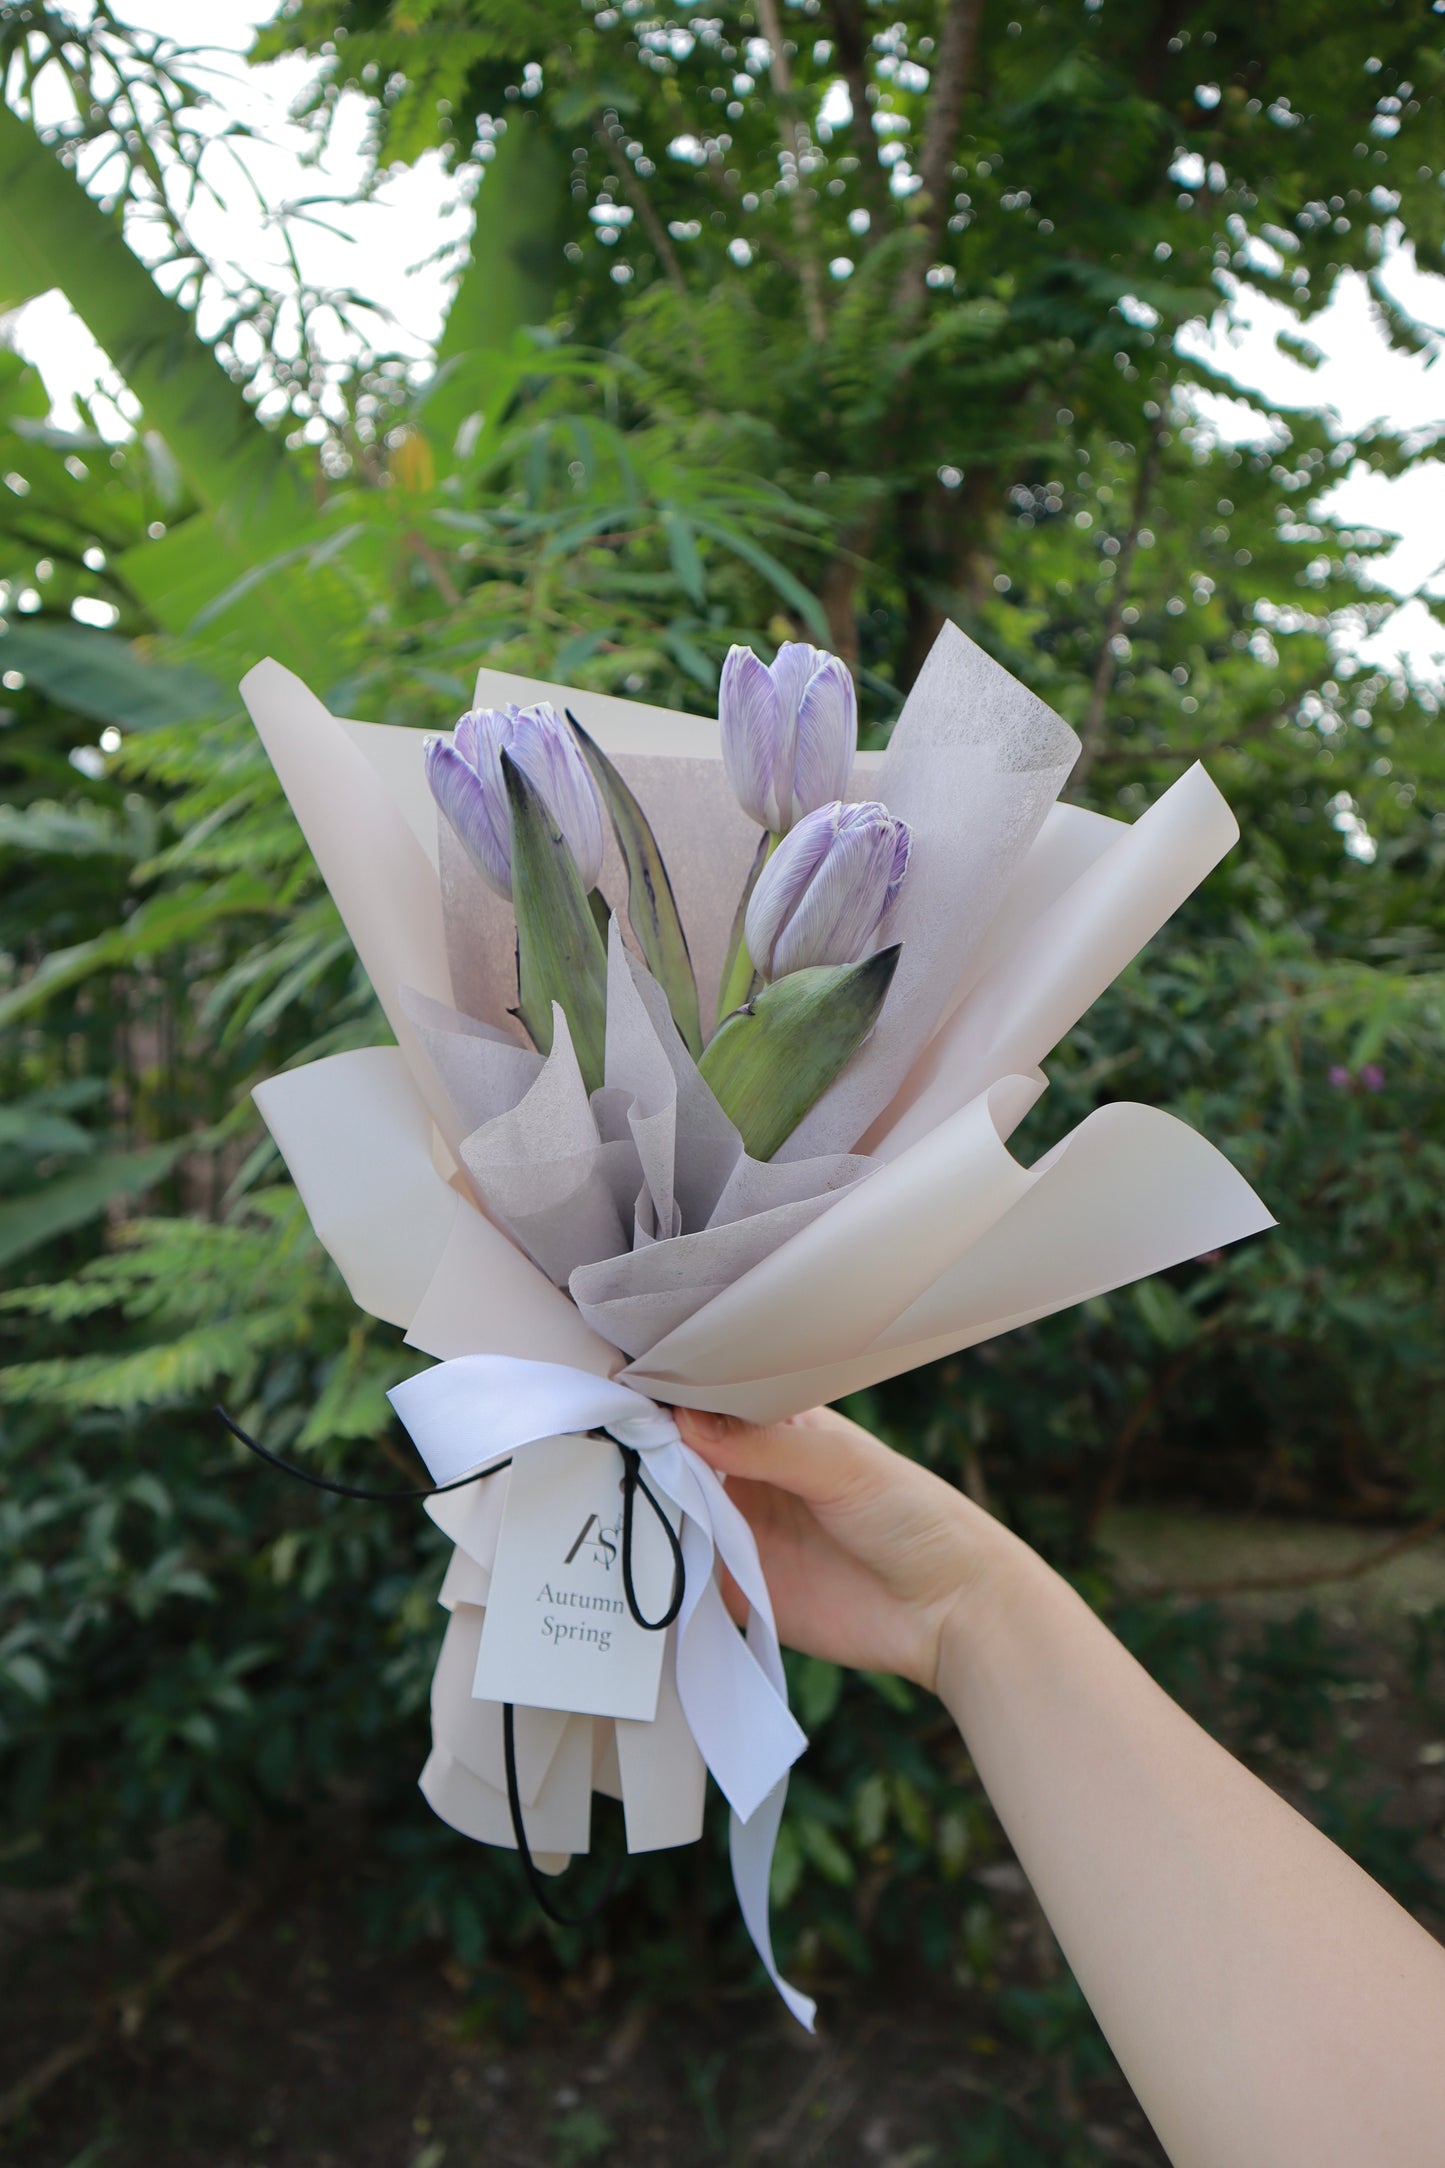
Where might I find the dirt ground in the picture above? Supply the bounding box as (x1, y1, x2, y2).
(0, 1834, 1173, 2168)
(5, 1516, 1444, 2168)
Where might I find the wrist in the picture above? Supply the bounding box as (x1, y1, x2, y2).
(928, 1505, 1035, 1709)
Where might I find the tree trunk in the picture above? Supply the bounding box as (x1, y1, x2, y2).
(899, 463, 1001, 689)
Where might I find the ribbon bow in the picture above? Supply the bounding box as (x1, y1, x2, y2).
(388, 1354, 815, 2029)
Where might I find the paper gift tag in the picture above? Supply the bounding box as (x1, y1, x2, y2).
(473, 1432, 680, 1722)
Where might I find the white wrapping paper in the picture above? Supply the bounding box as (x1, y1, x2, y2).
(241, 622, 1272, 2022)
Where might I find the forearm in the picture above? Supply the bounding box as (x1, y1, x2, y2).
(938, 1526, 1445, 2168)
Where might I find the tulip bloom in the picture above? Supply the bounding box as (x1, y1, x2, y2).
(425, 701, 605, 901)
(745, 799, 911, 982)
(719, 641, 857, 835)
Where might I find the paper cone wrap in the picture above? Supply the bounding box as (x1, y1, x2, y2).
(242, 624, 1272, 1897)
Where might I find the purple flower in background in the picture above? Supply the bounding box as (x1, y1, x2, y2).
(745, 799, 912, 982)
(1328, 1065, 1353, 1090)
(424, 701, 605, 901)
(719, 641, 857, 834)
(1360, 1062, 1385, 1092)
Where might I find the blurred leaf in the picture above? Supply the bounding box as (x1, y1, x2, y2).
(0, 622, 224, 733)
(1132, 1277, 1200, 1351)
(0, 1140, 191, 1269)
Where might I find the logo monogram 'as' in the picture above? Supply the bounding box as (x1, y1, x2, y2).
(564, 1513, 619, 1569)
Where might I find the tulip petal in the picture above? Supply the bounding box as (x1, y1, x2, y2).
(507, 702, 607, 893)
(744, 799, 913, 979)
(789, 656, 857, 828)
(768, 645, 825, 832)
(770, 812, 887, 976)
(744, 806, 834, 978)
(432, 702, 606, 902)
(425, 736, 512, 897)
(719, 646, 782, 831)
(768, 642, 824, 726)
(883, 818, 913, 918)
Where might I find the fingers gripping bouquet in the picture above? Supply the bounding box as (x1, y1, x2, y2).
(243, 624, 1271, 2024)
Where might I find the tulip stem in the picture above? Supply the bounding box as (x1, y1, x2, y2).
(714, 831, 777, 1028)
(715, 936, 759, 1026)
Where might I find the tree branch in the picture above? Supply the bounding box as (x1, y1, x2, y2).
(1145, 1506, 1445, 1603)
(816, 0, 987, 670)
(894, 0, 986, 319)
(595, 113, 691, 304)
(1069, 414, 1164, 794)
(826, 0, 889, 211)
(0, 1891, 260, 2132)
(756, 0, 829, 346)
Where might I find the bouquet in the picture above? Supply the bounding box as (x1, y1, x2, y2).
(242, 622, 1271, 2025)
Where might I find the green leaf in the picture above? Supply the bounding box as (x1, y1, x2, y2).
(792, 1655, 844, 1729)
(862, 1670, 915, 1712)
(0, 98, 296, 519)
(769, 1820, 803, 1908)
(0, 1103, 95, 1157)
(504, 752, 610, 1093)
(798, 1817, 856, 1886)
(567, 709, 702, 1057)
(659, 620, 718, 692)
(686, 515, 831, 643)
(0, 874, 280, 1028)
(0, 1141, 191, 1271)
(660, 506, 706, 605)
(698, 947, 901, 1160)
(554, 626, 613, 679)
(0, 797, 152, 860)
(1132, 1276, 1199, 1350)
(0, 622, 224, 733)
(3, 1652, 50, 1705)
(117, 509, 352, 685)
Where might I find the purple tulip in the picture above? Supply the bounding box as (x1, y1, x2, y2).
(745, 799, 912, 982)
(719, 640, 857, 834)
(424, 701, 605, 901)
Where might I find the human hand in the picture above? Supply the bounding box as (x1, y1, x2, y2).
(673, 1404, 1012, 1694)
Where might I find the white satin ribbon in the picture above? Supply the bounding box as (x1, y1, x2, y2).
(388, 1353, 815, 2029)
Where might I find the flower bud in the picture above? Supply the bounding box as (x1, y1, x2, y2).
(744, 800, 912, 983)
(699, 946, 901, 1161)
(719, 641, 857, 834)
(425, 700, 605, 900)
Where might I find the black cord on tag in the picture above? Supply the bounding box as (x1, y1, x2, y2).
(502, 1702, 620, 1928)
(213, 1409, 683, 1632)
(615, 1444, 685, 1631)
(214, 1405, 511, 1499)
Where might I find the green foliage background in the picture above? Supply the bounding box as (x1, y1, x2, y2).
(1, 0, 1442, 2018)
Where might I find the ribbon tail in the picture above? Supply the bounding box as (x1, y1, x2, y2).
(730, 1780, 816, 2033)
(644, 1445, 807, 1820)
(672, 1573, 807, 1818)
(652, 1443, 816, 2029)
